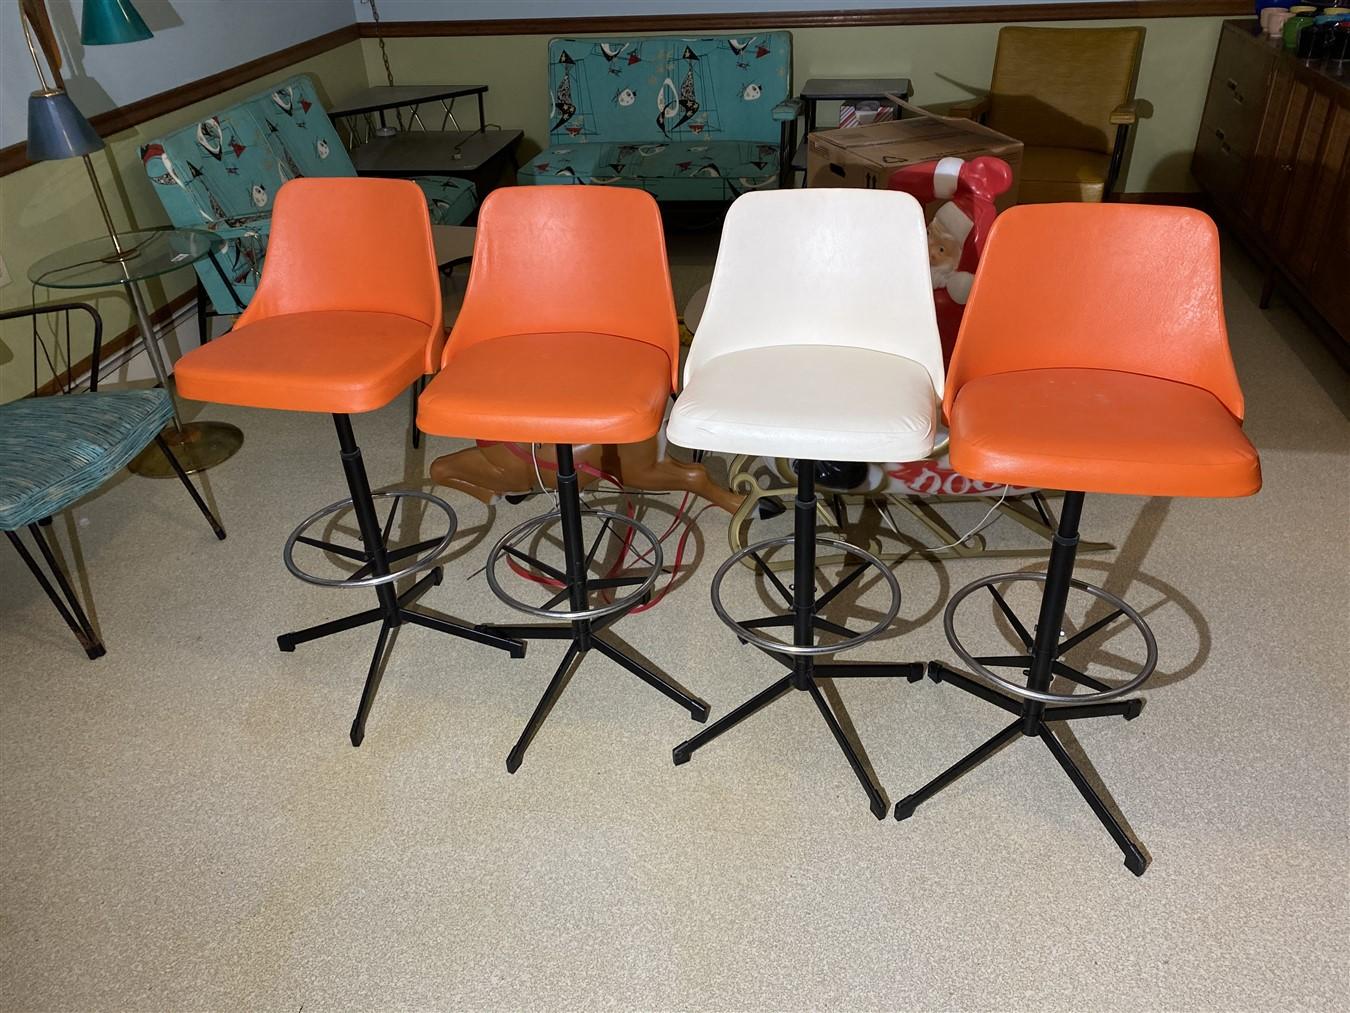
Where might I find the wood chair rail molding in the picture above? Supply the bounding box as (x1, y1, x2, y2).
(0, 2, 1244, 177)
(361, 1, 1248, 36)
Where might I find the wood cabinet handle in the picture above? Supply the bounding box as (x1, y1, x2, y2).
(1226, 78, 1238, 90)
(1220, 142, 1232, 155)
(1215, 127, 1226, 141)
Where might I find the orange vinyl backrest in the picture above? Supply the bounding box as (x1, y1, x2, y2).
(945, 204, 1246, 423)
(445, 186, 680, 391)
(236, 178, 444, 372)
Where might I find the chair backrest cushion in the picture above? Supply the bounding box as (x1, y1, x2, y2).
(685, 189, 945, 398)
(447, 186, 679, 390)
(987, 27, 1143, 154)
(945, 203, 1244, 420)
(239, 178, 441, 333)
(547, 33, 791, 146)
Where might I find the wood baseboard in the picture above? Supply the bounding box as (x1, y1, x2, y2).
(31, 288, 198, 398)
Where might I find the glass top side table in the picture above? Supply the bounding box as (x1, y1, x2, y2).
(29, 227, 244, 477)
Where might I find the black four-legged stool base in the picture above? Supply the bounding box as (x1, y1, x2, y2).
(896, 491, 1157, 875)
(479, 444, 709, 773)
(277, 414, 524, 746)
(673, 459, 924, 819)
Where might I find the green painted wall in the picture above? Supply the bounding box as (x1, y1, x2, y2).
(0, 41, 369, 405)
(361, 14, 1223, 194)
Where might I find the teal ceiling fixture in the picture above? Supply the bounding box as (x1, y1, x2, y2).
(80, 0, 152, 46)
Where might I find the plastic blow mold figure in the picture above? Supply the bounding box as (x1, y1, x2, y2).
(888, 155, 1014, 363)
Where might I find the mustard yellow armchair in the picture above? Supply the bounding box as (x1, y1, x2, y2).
(952, 26, 1144, 202)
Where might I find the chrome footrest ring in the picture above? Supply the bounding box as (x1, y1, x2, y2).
(283, 491, 456, 589)
(711, 535, 900, 657)
(485, 508, 662, 621)
(944, 571, 1158, 704)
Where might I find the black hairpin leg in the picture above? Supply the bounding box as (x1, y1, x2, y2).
(8, 524, 105, 660)
(154, 435, 226, 540)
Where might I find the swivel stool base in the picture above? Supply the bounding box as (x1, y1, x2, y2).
(274, 414, 525, 747)
(895, 491, 1156, 875)
(673, 461, 925, 820)
(482, 444, 710, 773)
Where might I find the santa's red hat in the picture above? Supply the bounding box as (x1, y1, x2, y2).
(888, 156, 1014, 303)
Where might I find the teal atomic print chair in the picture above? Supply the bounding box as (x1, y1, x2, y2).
(141, 75, 476, 314)
(518, 33, 797, 200)
(0, 304, 225, 659)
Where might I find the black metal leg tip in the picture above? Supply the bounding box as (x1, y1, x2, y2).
(690, 702, 711, 724)
(431, 566, 444, 587)
(906, 663, 925, 683)
(870, 797, 888, 821)
(1123, 699, 1145, 721)
(926, 661, 944, 684)
(277, 637, 296, 653)
(508, 643, 527, 660)
(213, 528, 227, 541)
(349, 723, 364, 748)
(1124, 851, 1148, 877)
(84, 643, 107, 661)
(672, 743, 692, 766)
(506, 753, 523, 774)
(894, 796, 919, 821)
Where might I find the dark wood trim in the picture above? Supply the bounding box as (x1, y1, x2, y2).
(0, 24, 360, 178)
(31, 288, 197, 398)
(359, 1, 1248, 37)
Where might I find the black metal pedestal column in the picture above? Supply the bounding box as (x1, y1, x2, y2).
(673, 461, 924, 819)
(276, 414, 524, 747)
(895, 491, 1149, 875)
(486, 444, 709, 774)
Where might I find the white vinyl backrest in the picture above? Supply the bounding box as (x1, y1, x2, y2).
(684, 189, 944, 400)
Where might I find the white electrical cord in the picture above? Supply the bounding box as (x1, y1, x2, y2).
(881, 483, 1013, 552)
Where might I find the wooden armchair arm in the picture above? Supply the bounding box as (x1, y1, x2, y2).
(1110, 101, 1139, 126)
(948, 95, 990, 120)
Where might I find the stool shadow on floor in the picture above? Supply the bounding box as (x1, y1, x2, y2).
(982, 497, 1213, 692)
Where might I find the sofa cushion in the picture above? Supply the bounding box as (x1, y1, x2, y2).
(519, 140, 779, 200)
(546, 33, 791, 147)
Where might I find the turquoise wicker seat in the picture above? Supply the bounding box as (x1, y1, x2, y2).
(1, 303, 225, 659)
(0, 390, 173, 530)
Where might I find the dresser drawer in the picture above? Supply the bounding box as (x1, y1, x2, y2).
(1193, 117, 1250, 205)
(1200, 34, 1273, 157)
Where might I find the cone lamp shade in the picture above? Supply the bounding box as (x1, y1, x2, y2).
(26, 89, 105, 161)
(80, 0, 152, 45)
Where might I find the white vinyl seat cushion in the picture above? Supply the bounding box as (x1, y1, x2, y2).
(667, 344, 939, 462)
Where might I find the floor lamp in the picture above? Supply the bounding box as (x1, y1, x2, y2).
(20, 0, 243, 475)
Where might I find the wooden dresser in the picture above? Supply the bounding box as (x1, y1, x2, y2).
(1192, 20, 1350, 356)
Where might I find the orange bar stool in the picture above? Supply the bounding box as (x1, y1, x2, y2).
(894, 204, 1261, 875)
(175, 178, 523, 747)
(417, 186, 709, 773)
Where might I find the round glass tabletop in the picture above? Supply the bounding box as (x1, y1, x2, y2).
(29, 228, 226, 289)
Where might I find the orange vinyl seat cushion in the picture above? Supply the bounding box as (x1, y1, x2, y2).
(948, 368, 1261, 498)
(175, 311, 433, 414)
(417, 331, 672, 445)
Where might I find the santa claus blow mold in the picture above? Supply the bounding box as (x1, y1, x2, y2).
(888, 155, 1013, 363)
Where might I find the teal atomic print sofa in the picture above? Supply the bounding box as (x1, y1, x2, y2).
(518, 33, 795, 200)
(141, 74, 476, 313)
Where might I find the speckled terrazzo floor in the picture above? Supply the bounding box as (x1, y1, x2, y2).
(1, 232, 1346, 1011)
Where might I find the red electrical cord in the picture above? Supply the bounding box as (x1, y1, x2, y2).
(490, 442, 702, 612)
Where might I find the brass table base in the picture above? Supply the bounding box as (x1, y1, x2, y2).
(129, 421, 243, 477)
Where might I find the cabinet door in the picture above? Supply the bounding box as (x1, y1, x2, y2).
(1274, 88, 1336, 270)
(1305, 103, 1350, 339)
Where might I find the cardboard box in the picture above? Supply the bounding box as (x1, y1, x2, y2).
(806, 98, 1023, 210)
